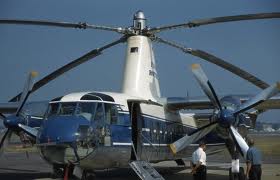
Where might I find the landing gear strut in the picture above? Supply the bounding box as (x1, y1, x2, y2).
(226, 140, 246, 180)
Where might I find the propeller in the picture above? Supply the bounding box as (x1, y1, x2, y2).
(0, 129, 12, 156)
(170, 64, 280, 156)
(148, 12, 280, 33)
(153, 36, 269, 90)
(0, 71, 38, 155)
(0, 37, 126, 155)
(169, 122, 218, 154)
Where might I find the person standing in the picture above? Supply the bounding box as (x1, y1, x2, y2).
(191, 141, 207, 180)
(246, 138, 262, 180)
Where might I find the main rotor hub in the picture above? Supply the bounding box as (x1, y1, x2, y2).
(133, 10, 146, 30)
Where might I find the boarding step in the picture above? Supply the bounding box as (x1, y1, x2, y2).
(129, 161, 165, 180)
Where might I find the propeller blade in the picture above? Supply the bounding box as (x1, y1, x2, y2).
(15, 71, 38, 116)
(154, 36, 269, 89)
(18, 124, 38, 138)
(191, 64, 222, 109)
(9, 37, 127, 102)
(0, 129, 12, 156)
(0, 19, 126, 34)
(148, 12, 280, 33)
(229, 126, 249, 158)
(169, 122, 217, 154)
(234, 82, 280, 115)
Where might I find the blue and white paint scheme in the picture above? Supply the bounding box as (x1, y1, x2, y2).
(36, 91, 225, 170)
(33, 31, 228, 170)
(1, 10, 280, 180)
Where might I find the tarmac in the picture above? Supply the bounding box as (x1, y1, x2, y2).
(0, 152, 279, 180)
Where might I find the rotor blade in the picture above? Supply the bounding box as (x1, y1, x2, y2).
(148, 12, 280, 33)
(229, 126, 249, 158)
(0, 19, 126, 34)
(191, 64, 222, 109)
(9, 36, 127, 102)
(170, 122, 217, 154)
(154, 36, 269, 89)
(15, 71, 38, 116)
(0, 129, 12, 156)
(234, 82, 280, 115)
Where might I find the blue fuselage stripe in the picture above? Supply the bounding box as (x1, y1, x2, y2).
(111, 113, 224, 145)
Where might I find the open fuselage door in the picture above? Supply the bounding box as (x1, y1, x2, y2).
(128, 102, 143, 160)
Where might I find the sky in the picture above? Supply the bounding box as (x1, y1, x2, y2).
(0, 0, 280, 123)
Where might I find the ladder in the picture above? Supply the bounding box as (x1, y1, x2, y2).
(129, 161, 165, 180)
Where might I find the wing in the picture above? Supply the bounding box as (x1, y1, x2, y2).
(165, 94, 280, 111)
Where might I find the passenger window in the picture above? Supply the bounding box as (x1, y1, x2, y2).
(130, 47, 138, 53)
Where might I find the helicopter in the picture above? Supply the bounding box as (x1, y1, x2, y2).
(0, 10, 280, 180)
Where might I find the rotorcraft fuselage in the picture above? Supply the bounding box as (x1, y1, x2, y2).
(37, 91, 224, 170)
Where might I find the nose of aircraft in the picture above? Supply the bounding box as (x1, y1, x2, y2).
(38, 115, 91, 144)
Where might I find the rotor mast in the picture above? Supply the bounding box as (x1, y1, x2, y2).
(122, 11, 161, 100)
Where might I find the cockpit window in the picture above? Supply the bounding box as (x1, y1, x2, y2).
(47, 103, 59, 117)
(76, 102, 96, 121)
(58, 102, 77, 115)
(105, 103, 118, 124)
(46, 102, 122, 126)
(93, 103, 104, 122)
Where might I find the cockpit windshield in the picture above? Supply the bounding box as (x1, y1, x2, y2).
(46, 102, 123, 124)
(59, 102, 77, 115)
(76, 102, 97, 121)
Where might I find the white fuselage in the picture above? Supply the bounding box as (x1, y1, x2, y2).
(122, 36, 161, 100)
